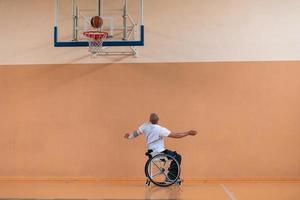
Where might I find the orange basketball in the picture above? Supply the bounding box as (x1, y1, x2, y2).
(91, 16, 103, 28)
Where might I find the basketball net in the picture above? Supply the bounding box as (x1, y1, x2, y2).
(83, 31, 108, 55)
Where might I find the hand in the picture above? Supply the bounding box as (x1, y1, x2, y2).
(124, 133, 130, 139)
(188, 130, 197, 136)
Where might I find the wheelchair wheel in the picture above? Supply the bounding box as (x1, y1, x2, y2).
(145, 153, 181, 187)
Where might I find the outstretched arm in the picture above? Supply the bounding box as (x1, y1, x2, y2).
(124, 130, 142, 140)
(168, 130, 197, 139)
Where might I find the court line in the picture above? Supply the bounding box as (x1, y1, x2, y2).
(220, 184, 238, 200)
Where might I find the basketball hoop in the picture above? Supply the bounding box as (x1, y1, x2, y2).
(83, 31, 108, 55)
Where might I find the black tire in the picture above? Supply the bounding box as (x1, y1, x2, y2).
(144, 158, 151, 178)
(145, 153, 180, 187)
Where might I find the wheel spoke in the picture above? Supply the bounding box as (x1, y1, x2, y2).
(163, 172, 168, 179)
(151, 160, 161, 170)
(151, 170, 162, 178)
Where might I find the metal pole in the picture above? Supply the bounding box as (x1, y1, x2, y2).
(141, 0, 144, 25)
(55, 0, 59, 27)
(123, 0, 128, 40)
(97, 0, 103, 16)
(72, 0, 78, 41)
(75, 6, 79, 40)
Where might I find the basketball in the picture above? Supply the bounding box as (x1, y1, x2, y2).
(91, 16, 103, 28)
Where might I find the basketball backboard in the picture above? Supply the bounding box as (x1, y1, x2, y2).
(54, 0, 144, 47)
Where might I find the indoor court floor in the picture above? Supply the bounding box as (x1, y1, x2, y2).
(0, 181, 300, 200)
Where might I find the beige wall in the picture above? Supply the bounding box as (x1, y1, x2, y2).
(0, 61, 300, 179)
(1, 0, 300, 64)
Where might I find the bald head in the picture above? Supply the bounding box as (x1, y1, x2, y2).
(149, 113, 159, 124)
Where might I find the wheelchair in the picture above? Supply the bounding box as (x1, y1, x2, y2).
(144, 150, 182, 187)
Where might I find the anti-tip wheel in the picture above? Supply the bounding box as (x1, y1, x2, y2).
(145, 179, 151, 186)
(176, 178, 183, 185)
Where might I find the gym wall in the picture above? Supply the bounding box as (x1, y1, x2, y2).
(0, 62, 300, 179)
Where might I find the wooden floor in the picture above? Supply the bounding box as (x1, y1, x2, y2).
(0, 181, 299, 200)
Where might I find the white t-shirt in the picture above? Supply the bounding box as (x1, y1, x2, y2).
(138, 123, 171, 153)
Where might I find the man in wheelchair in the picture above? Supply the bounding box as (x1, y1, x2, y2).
(124, 113, 197, 186)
